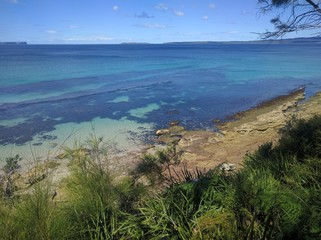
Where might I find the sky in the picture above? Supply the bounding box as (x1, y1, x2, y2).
(0, 0, 317, 44)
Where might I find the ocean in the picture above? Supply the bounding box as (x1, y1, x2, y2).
(0, 43, 321, 162)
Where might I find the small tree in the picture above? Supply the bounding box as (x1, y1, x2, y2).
(258, 0, 321, 38)
(135, 141, 183, 186)
(1, 155, 22, 198)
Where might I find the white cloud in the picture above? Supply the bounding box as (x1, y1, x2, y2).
(112, 5, 118, 11)
(174, 10, 184, 17)
(155, 3, 169, 11)
(209, 3, 215, 9)
(202, 15, 209, 21)
(135, 23, 168, 29)
(46, 30, 57, 34)
(135, 12, 154, 19)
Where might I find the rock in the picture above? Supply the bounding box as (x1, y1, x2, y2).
(156, 129, 170, 136)
(281, 101, 296, 112)
(219, 163, 236, 171)
(208, 136, 222, 143)
(156, 125, 185, 136)
(220, 130, 227, 136)
(169, 125, 185, 133)
(169, 121, 180, 126)
(296, 95, 305, 101)
(212, 119, 221, 124)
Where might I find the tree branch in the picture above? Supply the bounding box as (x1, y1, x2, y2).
(258, 0, 321, 38)
(305, 0, 321, 13)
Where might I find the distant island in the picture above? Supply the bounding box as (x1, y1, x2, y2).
(0, 42, 27, 45)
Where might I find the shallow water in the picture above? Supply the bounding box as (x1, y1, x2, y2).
(0, 43, 321, 161)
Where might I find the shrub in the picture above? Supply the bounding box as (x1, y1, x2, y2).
(0, 198, 15, 240)
(63, 133, 145, 239)
(1, 155, 22, 199)
(276, 115, 321, 160)
(1, 115, 321, 239)
(134, 142, 183, 185)
(138, 168, 236, 239)
(11, 180, 71, 240)
(193, 208, 237, 240)
(239, 115, 321, 239)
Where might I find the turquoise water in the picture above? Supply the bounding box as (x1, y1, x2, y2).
(0, 43, 321, 160)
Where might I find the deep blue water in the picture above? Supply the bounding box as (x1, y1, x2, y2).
(0, 43, 321, 149)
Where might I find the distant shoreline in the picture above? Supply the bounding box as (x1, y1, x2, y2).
(0, 42, 27, 45)
(1, 36, 320, 45)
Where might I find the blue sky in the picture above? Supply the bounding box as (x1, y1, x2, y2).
(0, 0, 316, 44)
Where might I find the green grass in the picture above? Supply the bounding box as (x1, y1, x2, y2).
(1, 115, 321, 239)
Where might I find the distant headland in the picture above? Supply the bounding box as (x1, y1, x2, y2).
(0, 42, 27, 45)
(118, 37, 321, 45)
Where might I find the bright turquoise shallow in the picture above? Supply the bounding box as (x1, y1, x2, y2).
(0, 43, 320, 159)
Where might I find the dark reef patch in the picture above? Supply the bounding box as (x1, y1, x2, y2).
(0, 68, 320, 146)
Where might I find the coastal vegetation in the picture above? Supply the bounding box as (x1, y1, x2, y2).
(1, 115, 321, 239)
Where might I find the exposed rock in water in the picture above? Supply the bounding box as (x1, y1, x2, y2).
(156, 125, 186, 144)
(169, 89, 321, 172)
(212, 119, 221, 124)
(169, 125, 185, 133)
(156, 129, 170, 136)
(169, 121, 180, 126)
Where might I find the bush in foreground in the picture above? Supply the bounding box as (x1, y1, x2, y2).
(0, 115, 321, 239)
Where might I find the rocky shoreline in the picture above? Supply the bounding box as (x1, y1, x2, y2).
(31, 88, 321, 185)
(151, 88, 321, 172)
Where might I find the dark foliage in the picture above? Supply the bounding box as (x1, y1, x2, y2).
(258, 0, 321, 38)
(276, 115, 321, 160)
